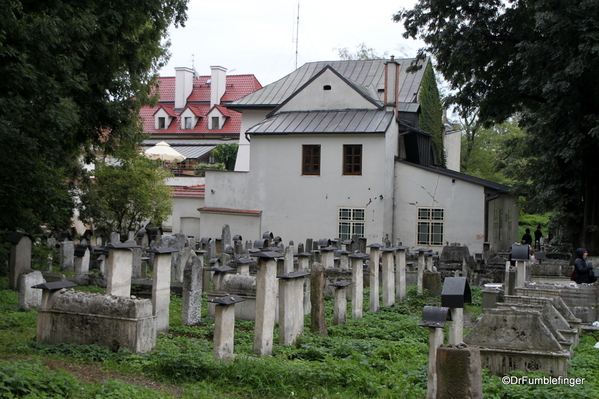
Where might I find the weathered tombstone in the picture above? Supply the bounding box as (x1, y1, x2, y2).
(18, 270, 44, 310)
(74, 244, 90, 277)
(231, 257, 254, 277)
(305, 238, 313, 254)
(338, 250, 350, 269)
(126, 229, 136, 242)
(182, 253, 203, 326)
(208, 295, 245, 360)
(349, 252, 368, 319)
(320, 246, 336, 269)
(511, 243, 530, 288)
(441, 277, 471, 345)
(7, 232, 32, 291)
(436, 346, 483, 399)
(251, 251, 283, 356)
(417, 249, 427, 294)
(296, 252, 312, 315)
(283, 244, 295, 273)
(297, 243, 305, 254)
(148, 247, 179, 334)
(278, 271, 310, 345)
(420, 306, 451, 399)
(131, 246, 143, 279)
(367, 243, 382, 313)
(59, 240, 75, 272)
(310, 262, 328, 336)
(381, 248, 396, 307)
(105, 242, 139, 297)
(329, 281, 351, 325)
(221, 224, 232, 249)
(136, 228, 149, 248)
(109, 231, 120, 244)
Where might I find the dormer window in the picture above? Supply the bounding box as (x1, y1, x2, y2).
(211, 116, 220, 130)
(158, 117, 166, 129)
(184, 117, 192, 129)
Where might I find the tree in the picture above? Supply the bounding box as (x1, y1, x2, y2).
(0, 0, 188, 235)
(337, 43, 389, 60)
(418, 62, 445, 165)
(212, 143, 239, 171)
(78, 154, 173, 237)
(395, 0, 599, 251)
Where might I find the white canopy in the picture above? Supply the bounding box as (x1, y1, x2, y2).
(144, 141, 186, 163)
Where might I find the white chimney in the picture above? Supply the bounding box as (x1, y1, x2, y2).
(384, 56, 399, 111)
(210, 65, 227, 108)
(174, 67, 195, 109)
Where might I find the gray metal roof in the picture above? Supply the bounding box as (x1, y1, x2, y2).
(231, 58, 428, 108)
(247, 110, 394, 135)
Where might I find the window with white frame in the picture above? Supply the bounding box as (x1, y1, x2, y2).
(417, 208, 444, 246)
(184, 117, 193, 129)
(338, 208, 365, 240)
(158, 117, 166, 129)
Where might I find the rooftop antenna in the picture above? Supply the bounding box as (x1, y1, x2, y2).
(294, 2, 300, 69)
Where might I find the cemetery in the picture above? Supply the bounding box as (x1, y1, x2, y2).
(2, 226, 599, 398)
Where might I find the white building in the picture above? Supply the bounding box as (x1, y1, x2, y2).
(199, 58, 518, 254)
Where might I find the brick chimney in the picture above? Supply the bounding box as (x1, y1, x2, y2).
(384, 56, 400, 112)
(210, 65, 227, 108)
(174, 67, 194, 109)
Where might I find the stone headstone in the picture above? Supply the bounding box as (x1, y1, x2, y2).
(8, 232, 32, 291)
(182, 254, 203, 326)
(109, 232, 120, 244)
(221, 224, 231, 249)
(310, 262, 328, 336)
(18, 270, 44, 310)
(59, 241, 75, 272)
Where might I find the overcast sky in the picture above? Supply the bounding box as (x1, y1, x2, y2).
(159, 0, 422, 86)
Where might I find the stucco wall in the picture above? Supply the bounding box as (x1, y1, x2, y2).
(394, 162, 486, 252)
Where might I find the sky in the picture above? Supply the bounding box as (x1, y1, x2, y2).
(159, 0, 423, 86)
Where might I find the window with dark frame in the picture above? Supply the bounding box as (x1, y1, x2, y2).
(302, 145, 320, 175)
(343, 145, 362, 175)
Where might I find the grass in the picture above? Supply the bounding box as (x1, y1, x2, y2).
(1, 277, 599, 398)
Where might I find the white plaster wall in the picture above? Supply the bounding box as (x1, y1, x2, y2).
(200, 212, 261, 241)
(234, 109, 270, 172)
(170, 197, 204, 235)
(444, 131, 461, 172)
(277, 70, 379, 113)
(394, 162, 486, 253)
(230, 134, 385, 242)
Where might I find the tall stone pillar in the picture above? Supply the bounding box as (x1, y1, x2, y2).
(148, 247, 179, 334)
(105, 242, 140, 297)
(252, 251, 283, 356)
(278, 271, 310, 345)
(381, 248, 396, 307)
(367, 244, 382, 313)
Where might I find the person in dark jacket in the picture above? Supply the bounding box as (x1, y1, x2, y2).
(574, 248, 596, 284)
(522, 228, 533, 245)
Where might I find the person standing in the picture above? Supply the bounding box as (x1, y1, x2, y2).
(522, 228, 532, 246)
(534, 226, 543, 250)
(574, 248, 596, 284)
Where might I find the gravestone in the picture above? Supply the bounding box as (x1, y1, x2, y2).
(59, 241, 75, 272)
(18, 270, 44, 310)
(182, 253, 203, 326)
(7, 232, 32, 291)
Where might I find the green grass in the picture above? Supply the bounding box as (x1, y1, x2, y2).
(1, 275, 599, 398)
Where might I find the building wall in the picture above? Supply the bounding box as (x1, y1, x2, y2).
(168, 197, 204, 236)
(206, 133, 389, 243)
(394, 162, 486, 253)
(234, 109, 270, 172)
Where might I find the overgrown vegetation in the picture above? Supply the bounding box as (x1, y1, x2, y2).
(1, 278, 598, 398)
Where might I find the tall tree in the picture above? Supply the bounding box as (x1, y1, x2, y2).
(0, 0, 187, 235)
(395, 0, 599, 251)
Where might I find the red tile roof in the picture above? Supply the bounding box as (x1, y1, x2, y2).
(171, 185, 205, 198)
(141, 73, 261, 137)
(198, 207, 262, 216)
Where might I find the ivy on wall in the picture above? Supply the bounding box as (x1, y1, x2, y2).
(417, 62, 445, 166)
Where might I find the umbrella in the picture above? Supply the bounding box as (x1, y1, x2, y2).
(144, 141, 186, 163)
